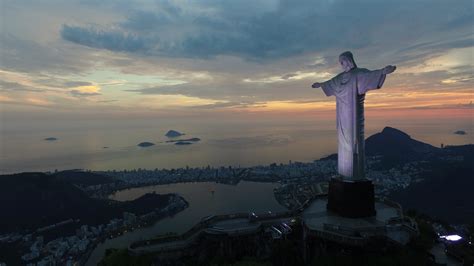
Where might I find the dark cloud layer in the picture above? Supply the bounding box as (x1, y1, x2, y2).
(2, 0, 472, 112)
(59, 0, 472, 62)
(61, 25, 151, 53)
(70, 90, 101, 97)
(0, 34, 95, 74)
(0, 80, 42, 92)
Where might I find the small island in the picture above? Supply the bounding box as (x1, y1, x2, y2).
(165, 130, 184, 138)
(454, 130, 467, 135)
(166, 138, 200, 143)
(44, 137, 58, 141)
(175, 141, 192, 145)
(137, 142, 155, 147)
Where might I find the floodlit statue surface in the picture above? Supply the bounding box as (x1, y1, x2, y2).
(312, 51, 396, 180)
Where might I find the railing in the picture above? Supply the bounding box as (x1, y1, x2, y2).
(323, 223, 385, 237)
(129, 211, 295, 251)
(381, 197, 404, 217)
(308, 226, 367, 246)
(130, 194, 412, 255)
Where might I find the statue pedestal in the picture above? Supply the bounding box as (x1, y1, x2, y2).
(326, 177, 376, 218)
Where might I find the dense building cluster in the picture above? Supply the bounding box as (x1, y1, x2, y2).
(0, 195, 187, 265)
(2, 152, 467, 265)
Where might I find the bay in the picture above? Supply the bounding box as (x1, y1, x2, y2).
(86, 181, 285, 266)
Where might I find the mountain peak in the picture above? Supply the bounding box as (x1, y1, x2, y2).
(381, 126, 411, 139)
(366, 127, 438, 160)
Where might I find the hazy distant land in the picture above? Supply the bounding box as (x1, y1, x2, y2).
(454, 130, 467, 135)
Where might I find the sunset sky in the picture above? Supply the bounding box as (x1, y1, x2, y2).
(1, 0, 472, 127)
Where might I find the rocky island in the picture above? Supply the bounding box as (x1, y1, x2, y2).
(165, 130, 184, 138)
(137, 142, 155, 147)
(174, 141, 192, 145)
(166, 138, 200, 143)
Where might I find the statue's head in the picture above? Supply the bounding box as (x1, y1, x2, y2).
(339, 51, 357, 72)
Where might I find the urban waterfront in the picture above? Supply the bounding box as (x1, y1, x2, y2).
(86, 181, 286, 266)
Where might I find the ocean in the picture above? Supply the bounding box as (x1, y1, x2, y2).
(0, 117, 472, 174)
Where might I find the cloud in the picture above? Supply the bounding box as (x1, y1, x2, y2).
(59, 0, 473, 63)
(0, 80, 42, 92)
(70, 85, 101, 96)
(70, 90, 101, 96)
(61, 25, 150, 52)
(0, 95, 14, 103)
(411, 102, 473, 110)
(32, 78, 93, 89)
(0, 70, 106, 102)
(0, 34, 94, 74)
(97, 99, 119, 103)
(120, 9, 175, 31)
(243, 71, 331, 83)
(286, 99, 329, 104)
(2, 0, 473, 115)
(25, 97, 53, 106)
(64, 81, 94, 87)
(188, 101, 267, 110)
(125, 77, 313, 102)
(0, 95, 53, 107)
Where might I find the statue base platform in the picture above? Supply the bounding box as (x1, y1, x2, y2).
(327, 177, 376, 218)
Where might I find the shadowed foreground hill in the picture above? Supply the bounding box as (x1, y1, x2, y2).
(0, 172, 172, 234)
(53, 169, 119, 186)
(390, 144, 474, 224)
(320, 126, 473, 224)
(365, 128, 473, 223)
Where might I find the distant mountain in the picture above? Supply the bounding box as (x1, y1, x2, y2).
(316, 127, 474, 223)
(366, 126, 438, 156)
(165, 130, 184, 138)
(319, 127, 439, 165)
(364, 127, 439, 168)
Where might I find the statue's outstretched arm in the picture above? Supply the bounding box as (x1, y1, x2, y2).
(382, 65, 396, 75)
(311, 82, 322, 88)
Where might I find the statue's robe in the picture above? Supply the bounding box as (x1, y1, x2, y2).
(321, 68, 386, 180)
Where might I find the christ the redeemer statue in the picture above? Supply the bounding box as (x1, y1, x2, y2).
(312, 51, 396, 181)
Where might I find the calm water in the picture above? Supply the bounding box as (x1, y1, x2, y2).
(86, 181, 285, 266)
(1, 118, 472, 174)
